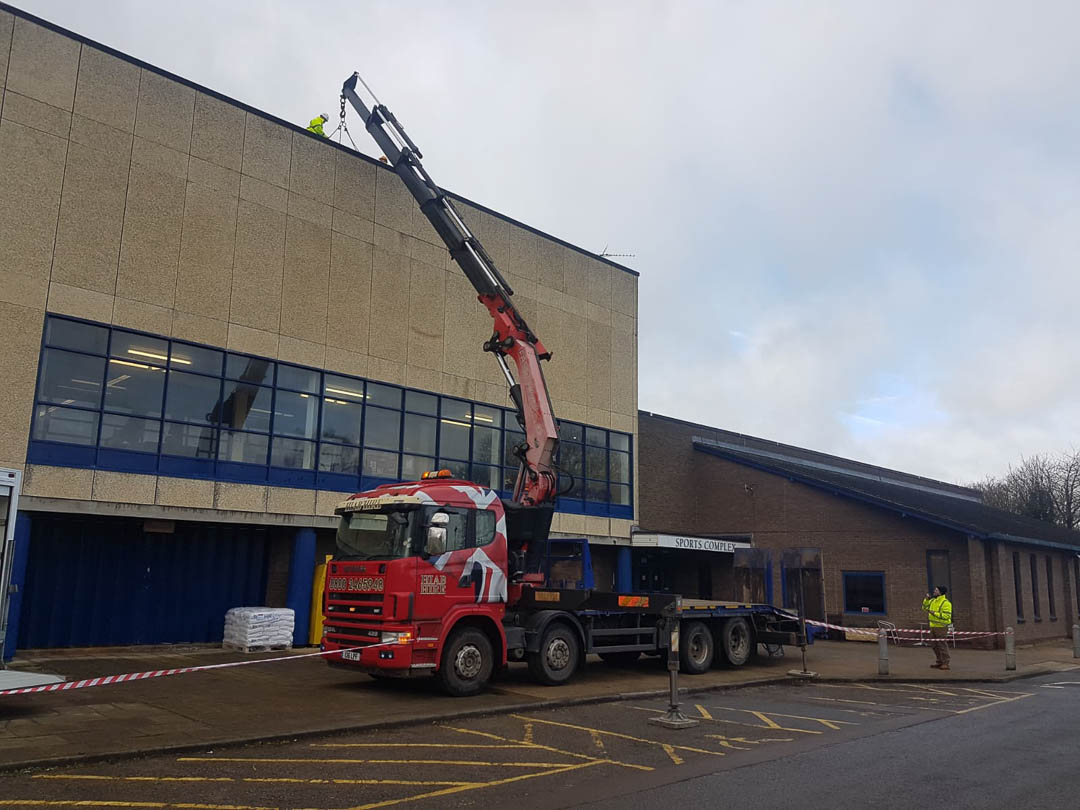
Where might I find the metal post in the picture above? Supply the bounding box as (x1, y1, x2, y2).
(1005, 626, 1016, 671)
(878, 628, 890, 675)
(787, 570, 817, 678)
(1072, 624, 1079, 659)
(648, 611, 698, 729)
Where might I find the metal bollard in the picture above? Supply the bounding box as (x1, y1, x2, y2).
(1073, 624, 1079, 659)
(648, 613, 698, 729)
(878, 628, 889, 675)
(1005, 626, 1016, 671)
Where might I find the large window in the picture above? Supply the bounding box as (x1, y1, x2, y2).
(926, 550, 950, 595)
(29, 316, 633, 517)
(1013, 552, 1024, 621)
(1046, 556, 1056, 621)
(842, 571, 886, 615)
(1030, 554, 1041, 621)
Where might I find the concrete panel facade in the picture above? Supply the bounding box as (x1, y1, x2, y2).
(0, 8, 637, 544)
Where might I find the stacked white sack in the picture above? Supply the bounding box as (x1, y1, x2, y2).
(223, 607, 294, 648)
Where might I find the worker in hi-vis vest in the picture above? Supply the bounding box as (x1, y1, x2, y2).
(307, 113, 329, 137)
(922, 586, 953, 670)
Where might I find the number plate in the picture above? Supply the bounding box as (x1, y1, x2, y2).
(341, 650, 362, 662)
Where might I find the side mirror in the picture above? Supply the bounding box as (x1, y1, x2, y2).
(424, 512, 450, 556)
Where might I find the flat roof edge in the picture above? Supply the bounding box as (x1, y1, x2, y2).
(0, 2, 638, 279)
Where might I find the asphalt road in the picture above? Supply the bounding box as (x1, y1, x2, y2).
(2, 673, 1076, 809)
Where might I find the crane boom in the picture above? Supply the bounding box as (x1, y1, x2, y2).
(340, 73, 559, 507)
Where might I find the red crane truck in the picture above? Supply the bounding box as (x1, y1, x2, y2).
(320, 74, 801, 696)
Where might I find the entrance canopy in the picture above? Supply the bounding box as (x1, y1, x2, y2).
(630, 533, 752, 554)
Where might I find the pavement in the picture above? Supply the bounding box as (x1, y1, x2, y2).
(1, 637, 1076, 772)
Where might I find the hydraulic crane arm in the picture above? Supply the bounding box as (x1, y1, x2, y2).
(341, 73, 559, 507)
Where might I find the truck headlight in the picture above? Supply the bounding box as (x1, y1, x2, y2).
(381, 631, 413, 644)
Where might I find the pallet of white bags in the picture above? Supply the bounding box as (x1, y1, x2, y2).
(222, 642, 293, 654)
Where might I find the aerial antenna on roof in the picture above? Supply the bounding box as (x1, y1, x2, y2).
(599, 244, 636, 259)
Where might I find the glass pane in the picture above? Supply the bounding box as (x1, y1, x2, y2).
(226, 354, 274, 385)
(405, 390, 437, 415)
(111, 331, 168, 364)
(610, 450, 631, 483)
(502, 466, 518, 492)
(437, 458, 469, 479)
(439, 416, 470, 460)
(401, 454, 435, 481)
(32, 405, 99, 445)
(219, 381, 271, 432)
(558, 443, 583, 477)
(362, 449, 398, 478)
(585, 479, 608, 502)
(165, 371, 221, 424)
(927, 551, 950, 594)
(364, 406, 401, 449)
(274, 390, 318, 439)
(476, 509, 496, 546)
(473, 404, 502, 428)
(161, 421, 217, 458)
(844, 573, 885, 613)
(586, 427, 607, 447)
(278, 363, 319, 393)
(45, 318, 107, 354)
(610, 432, 630, 452)
(586, 445, 607, 479)
(472, 426, 501, 465)
(610, 483, 631, 506)
(469, 463, 501, 490)
(402, 413, 436, 455)
(503, 430, 524, 467)
(367, 382, 400, 408)
(100, 414, 160, 453)
(38, 349, 104, 408)
(324, 374, 365, 401)
(271, 437, 315, 470)
(504, 408, 523, 432)
(104, 358, 165, 417)
(562, 473, 583, 499)
(441, 398, 471, 421)
(319, 443, 359, 475)
(321, 397, 361, 445)
(170, 342, 222, 375)
(219, 430, 269, 465)
(561, 422, 583, 443)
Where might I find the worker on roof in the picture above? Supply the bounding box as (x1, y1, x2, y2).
(307, 113, 329, 137)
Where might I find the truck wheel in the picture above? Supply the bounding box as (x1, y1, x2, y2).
(598, 651, 641, 666)
(438, 627, 494, 697)
(718, 617, 753, 667)
(679, 621, 714, 674)
(528, 623, 580, 686)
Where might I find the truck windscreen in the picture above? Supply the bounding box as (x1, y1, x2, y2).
(335, 511, 415, 560)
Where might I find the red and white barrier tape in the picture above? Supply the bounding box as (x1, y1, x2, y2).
(0, 644, 383, 697)
(805, 619, 1004, 638)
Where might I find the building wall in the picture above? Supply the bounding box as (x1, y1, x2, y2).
(638, 412, 1076, 644)
(0, 9, 637, 540)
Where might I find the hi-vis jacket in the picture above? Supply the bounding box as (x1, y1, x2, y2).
(922, 594, 953, 628)
(307, 117, 326, 137)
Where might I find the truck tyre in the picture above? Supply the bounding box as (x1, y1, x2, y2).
(528, 622, 580, 686)
(679, 621, 714, 674)
(718, 617, 753, 667)
(438, 627, 494, 697)
(598, 651, 641, 666)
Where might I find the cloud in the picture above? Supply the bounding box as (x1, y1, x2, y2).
(20, 0, 1080, 484)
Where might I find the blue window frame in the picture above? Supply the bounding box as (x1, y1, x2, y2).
(29, 315, 634, 518)
(842, 571, 886, 615)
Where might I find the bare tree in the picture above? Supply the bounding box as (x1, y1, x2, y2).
(975, 449, 1080, 530)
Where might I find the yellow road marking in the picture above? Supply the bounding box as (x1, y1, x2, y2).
(523, 722, 534, 745)
(661, 744, 683, 765)
(35, 774, 479, 787)
(512, 713, 725, 757)
(310, 743, 530, 749)
(444, 725, 652, 772)
(589, 730, 606, 753)
(345, 760, 606, 810)
(695, 704, 713, 720)
(706, 734, 794, 748)
(634, 706, 821, 735)
(178, 756, 575, 767)
(803, 695, 941, 712)
(952, 692, 1034, 715)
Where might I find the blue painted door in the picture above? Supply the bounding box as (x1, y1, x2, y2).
(18, 515, 268, 648)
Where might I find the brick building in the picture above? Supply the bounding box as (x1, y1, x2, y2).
(0, 5, 638, 657)
(636, 412, 1080, 646)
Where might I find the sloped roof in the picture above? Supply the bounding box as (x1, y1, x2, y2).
(693, 438, 1080, 551)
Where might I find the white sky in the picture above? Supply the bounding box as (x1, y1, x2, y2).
(16, 0, 1080, 485)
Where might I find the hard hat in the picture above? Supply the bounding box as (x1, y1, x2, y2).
(320, 113, 329, 121)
